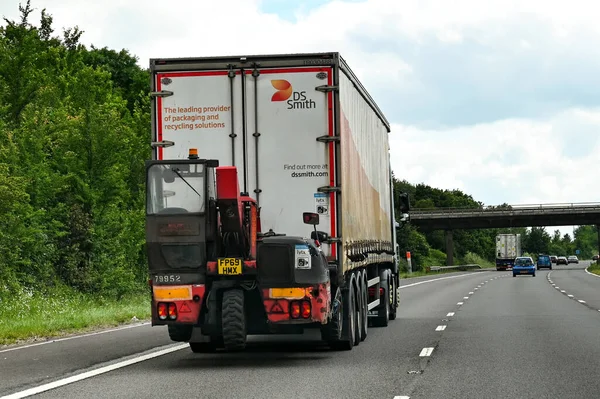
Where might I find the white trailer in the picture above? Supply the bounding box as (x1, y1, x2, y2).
(148, 52, 407, 351)
(495, 233, 522, 270)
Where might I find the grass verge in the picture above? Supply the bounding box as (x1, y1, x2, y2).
(587, 261, 600, 276)
(0, 286, 151, 346)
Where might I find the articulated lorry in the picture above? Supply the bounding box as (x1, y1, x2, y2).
(496, 233, 522, 271)
(145, 52, 409, 352)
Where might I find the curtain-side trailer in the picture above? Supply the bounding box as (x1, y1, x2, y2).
(495, 233, 522, 271)
(145, 52, 409, 352)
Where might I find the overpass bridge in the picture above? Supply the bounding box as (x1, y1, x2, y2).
(407, 202, 600, 265)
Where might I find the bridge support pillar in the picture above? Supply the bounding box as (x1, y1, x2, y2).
(597, 225, 600, 262)
(445, 229, 454, 266)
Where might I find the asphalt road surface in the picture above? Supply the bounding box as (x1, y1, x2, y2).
(2, 262, 600, 399)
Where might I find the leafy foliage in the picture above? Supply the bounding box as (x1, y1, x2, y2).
(0, 2, 150, 299)
(392, 177, 598, 271)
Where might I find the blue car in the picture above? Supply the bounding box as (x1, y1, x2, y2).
(513, 257, 536, 277)
(536, 254, 552, 270)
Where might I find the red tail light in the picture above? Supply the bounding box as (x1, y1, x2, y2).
(290, 301, 301, 319)
(380, 287, 384, 297)
(167, 303, 177, 320)
(157, 303, 167, 320)
(301, 301, 311, 319)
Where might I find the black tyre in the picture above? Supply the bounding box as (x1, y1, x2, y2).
(354, 279, 362, 346)
(221, 289, 247, 351)
(389, 273, 398, 321)
(329, 284, 355, 351)
(359, 274, 368, 341)
(168, 325, 193, 342)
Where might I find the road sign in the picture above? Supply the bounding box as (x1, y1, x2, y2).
(576, 249, 580, 255)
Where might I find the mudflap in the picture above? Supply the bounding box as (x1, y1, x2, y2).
(188, 327, 222, 353)
(372, 269, 390, 327)
(168, 324, 193, 342)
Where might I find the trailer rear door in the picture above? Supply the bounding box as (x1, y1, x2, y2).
(152, 65, 337, 259)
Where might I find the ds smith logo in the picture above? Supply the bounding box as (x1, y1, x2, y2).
(271, 80, 316, 110)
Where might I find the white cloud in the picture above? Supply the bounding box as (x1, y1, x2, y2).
(2, 0, 600, 237)
(389, 107, 600, 206)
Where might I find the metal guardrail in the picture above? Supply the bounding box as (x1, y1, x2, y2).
(427, 264, 482, 272)
(410, 202, 600, 219)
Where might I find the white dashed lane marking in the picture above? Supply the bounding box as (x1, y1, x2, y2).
(419, 347, 434, 357)
(435, 325, 447, 331)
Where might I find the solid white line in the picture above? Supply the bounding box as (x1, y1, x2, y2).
(447, 312, 455, 317)
(419, 347, 434, 357)
(0, 322, 151, 354)
(435, 325, 447, 331)
(393, 396, 410, 399)
(578, 300, 586, 303)
(584, 265, 600, 278)
(457, 302, 464, 305)
(0, 344, 188, 399)
(400, 272, 493, 289)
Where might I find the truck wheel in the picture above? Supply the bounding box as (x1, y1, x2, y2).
(328, 284, 356, 351)
(389, 274, 398, 321)
(354, 278, 362, 346)
(372, 271, 389, 327)
(359, 275, 368, 341)
(168, 325, 193, 342)
(221, 289, 247, 352)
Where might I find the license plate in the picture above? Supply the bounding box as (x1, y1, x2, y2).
(217, 258, 242, 275)
(520, 271, 528, 274)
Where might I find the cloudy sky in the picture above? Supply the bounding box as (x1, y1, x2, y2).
(2, 0, 599, 237)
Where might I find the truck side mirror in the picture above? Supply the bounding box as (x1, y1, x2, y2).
(303, 212, 320, 225)
(398, 192, 410, 213)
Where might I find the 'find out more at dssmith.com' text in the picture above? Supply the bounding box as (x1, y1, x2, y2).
(284, 163, 329, 178)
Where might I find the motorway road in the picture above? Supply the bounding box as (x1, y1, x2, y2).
(2, 262, 600, 399)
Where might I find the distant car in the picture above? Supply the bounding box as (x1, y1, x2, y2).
(567, 255, 579, 264)
(593, 255, 599, 261)
(550, 255, 558, 264)
(513, 256, 536, 277)
(556, 256, 568, 265)
(536, 254, 552, 270)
